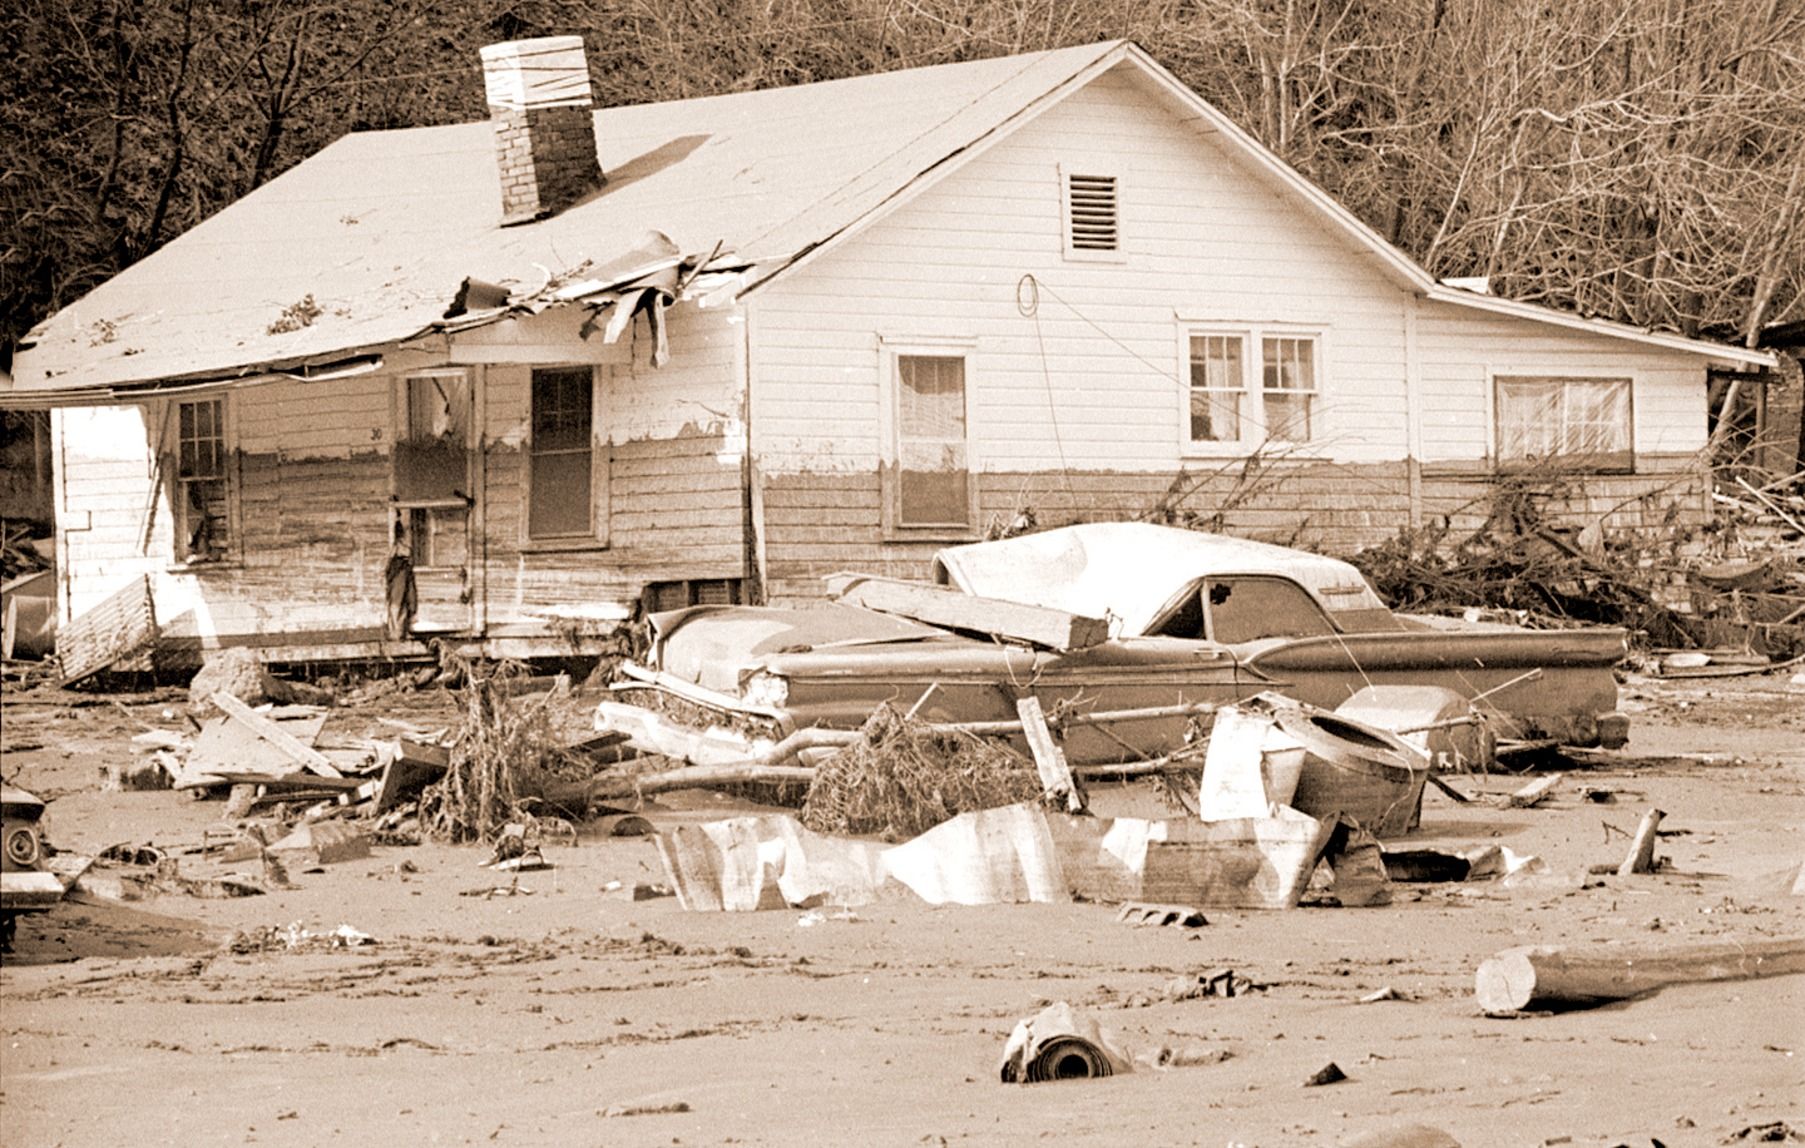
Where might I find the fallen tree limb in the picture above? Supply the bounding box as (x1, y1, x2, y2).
(1475, 938, 1805, 1015)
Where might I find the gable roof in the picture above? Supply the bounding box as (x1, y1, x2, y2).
(11, 39, 1771, 399)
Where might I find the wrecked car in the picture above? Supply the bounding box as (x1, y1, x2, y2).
(2, 784, 62, 950)
(597, 523, 1629, 767)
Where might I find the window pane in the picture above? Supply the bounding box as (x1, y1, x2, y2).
(407, 376, 470, 443)
(899, 356, 965, 439)
(529, 450, 592, 537)
(1190, 390, 1240, 442)
(532, 367, 593, 452)
(1496, 377, 1630, 462)
(895, 354, 970, 527)
(1260, 338, 1315, 441)
(1207, 578, 1335, 644)
(900, 441, 969, 525)
(1263, 390, 1312, 440)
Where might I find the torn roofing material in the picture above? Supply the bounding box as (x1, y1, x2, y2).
(11, 39, 1772, 398)
(11, 42, 1127, 395)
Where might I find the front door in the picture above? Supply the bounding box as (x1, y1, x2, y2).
(392, 371, 477, 635)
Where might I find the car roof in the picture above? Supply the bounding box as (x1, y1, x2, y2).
(931, 522, 1389, 637)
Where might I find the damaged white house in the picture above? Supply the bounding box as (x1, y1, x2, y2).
(4, 38, 1775, 662)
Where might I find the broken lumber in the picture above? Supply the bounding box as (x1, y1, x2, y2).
(212, 692, 342, 777)
(593, 762, 817, 798)
(826, 572, 1108, 651)
(1618, 807, 1666, 875)
(1016, 696, 1084, 813)
(1475, 938, 1805, 1014)
(1505, 774, 1561, 808)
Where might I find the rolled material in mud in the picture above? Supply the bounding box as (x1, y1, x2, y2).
(998, 1001, 1133, 1083)
(1475, 938, 1805, 1014)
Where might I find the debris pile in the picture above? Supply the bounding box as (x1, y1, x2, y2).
(1349, 472, 1805, 660)
(800, 704, 1041, 839)
(418, 660, 583, 843)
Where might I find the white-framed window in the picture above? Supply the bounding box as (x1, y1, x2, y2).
(527, 364, 608, 543)
(882, 342, 977, 535)
(1061, 166, 1123, 262)
(1494, 375, 1633, 470)
(1183, 328, 1322, 451)
(173, 397, 232, 561)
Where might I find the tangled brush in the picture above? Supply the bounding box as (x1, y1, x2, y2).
(418, 659, 581, 844)
(800, 704, 1042, 840)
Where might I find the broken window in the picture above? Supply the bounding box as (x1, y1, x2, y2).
(892, 352, 973, 530)
(1064, 172, 1120, 257)
(1184, 329, 1321, 448)
(395, 372, 471, 502)
(528, 365, 595, 539)
(1495, 376, 1633, 469)
(175, 398, 229, 560)
(1204, 577, 1335, 644)
(1261, 337, 1316, 442)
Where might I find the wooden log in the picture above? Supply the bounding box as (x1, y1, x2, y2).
(592, 762, 816, 797)
(1618, 807, 1665, 875)
(826, 572, 1109, 651)
(1475, 938, 1805, 1015)
(1016, 696, 1084, 813)
(1506, 774, 1561, 808)
(212, 692, 343, 777)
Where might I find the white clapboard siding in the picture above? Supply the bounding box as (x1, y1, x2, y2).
(750, 67, 1414, 477)
(1414, 300, 1711, 461)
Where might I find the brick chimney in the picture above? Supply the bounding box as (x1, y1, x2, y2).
(480, 36, 603, 226)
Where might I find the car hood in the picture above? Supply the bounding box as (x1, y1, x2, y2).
(650, 604, 950, 693)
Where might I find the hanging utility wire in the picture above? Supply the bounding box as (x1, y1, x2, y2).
(1016, 273, 1080, 513)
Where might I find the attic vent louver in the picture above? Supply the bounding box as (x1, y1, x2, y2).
(1066, 173, 1119, 252)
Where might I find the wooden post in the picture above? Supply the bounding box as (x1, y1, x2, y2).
(1618, 807, 1666, 875)
(1016, 696, 1084, 813)
(1475, 938, 1805, 1015)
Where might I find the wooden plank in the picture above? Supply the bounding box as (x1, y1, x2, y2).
(827, 572, 1109, 651)
(1505, 774, 1561, 808)
(1016, 696, 1084, 814)
(1475, 938, 1805, 1015)
(212, 692, 343, 777)
(58, 575, 158, 686)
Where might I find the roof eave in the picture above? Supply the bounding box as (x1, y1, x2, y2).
(1422, 284, 1778, 368)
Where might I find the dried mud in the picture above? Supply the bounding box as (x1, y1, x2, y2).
(2, 675, 1802, 1147)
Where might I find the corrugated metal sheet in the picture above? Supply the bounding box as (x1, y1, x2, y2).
(12, 42, 1124, 395)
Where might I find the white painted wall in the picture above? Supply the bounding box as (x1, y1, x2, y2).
(749, 62, 1716, 475)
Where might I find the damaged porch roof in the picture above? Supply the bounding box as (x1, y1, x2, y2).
(11, 40, 1774, 399)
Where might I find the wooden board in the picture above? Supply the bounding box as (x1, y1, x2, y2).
(59, 575, 158, 686)
(825, 572, 1109, 651)
(213, 692, 343, 777)
(1016, 696, 1083, 813)
(177, 712, 329, 789)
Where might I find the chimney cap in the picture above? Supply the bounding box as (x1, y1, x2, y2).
(481, 35, 592, 111)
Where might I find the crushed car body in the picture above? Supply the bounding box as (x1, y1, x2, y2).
(597, 523, 1630, 766)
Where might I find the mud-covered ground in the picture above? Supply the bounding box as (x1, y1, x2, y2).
(2, 673, 1802, 1147)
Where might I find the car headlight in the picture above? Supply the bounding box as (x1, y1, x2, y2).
(4, 823, 42, 870)
(741, 670, 790, 709)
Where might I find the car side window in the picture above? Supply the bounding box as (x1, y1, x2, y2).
(1152, 586, 1206, 639)
(1205, 577, 1336, 643)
